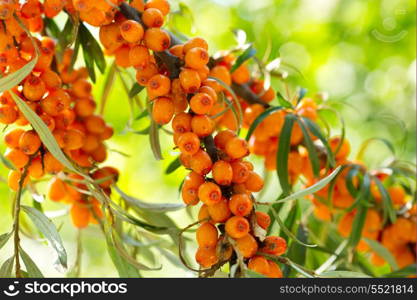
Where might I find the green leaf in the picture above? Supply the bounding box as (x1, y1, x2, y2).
(297, 118, 320, 177)
(245, 269, 267, 278)
(245, 106, 283, 141)
(114, 185, 185, 213)
(277, 93, 293, 109)
(0, 18, 38, 94)
(276, 114, 296, 195)
(373, 177, 396, 223)
(44, 18, 61, 39)
(165, 157, 182, 174)
(363, 238, 398, 271)
(301, 117, 336, 167)
(19, 247, 44, 278)
(0, 257, 14, 278)
(383, 264, 416, 278)
(129, 82, 145, 98)
(11, 93, 80, 175)
(271, 166, 341, 204)
(285, 258, 315, 278)
(286, 225, 309, 277)
(348, 204, 368, 248)
(148, 101, 163, 160)
(99, 62, 116, 115)
(0, 153, 15, 170)
(21, 205, 67, 269)
(320, 270, 371, 278)
(230, 46, 257, 73)
(106, 240, 141, 278)
(0, 232, 12, 250)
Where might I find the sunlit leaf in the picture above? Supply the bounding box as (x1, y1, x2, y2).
(165, 157, 182, 174)
(0, 232, 12, 250)
(230, 46, 257, 73)
(19, 247, 44, 278)
(129, 82, 145, 98)
(373, 177, 396, 224)
(0, 257, 14, 277)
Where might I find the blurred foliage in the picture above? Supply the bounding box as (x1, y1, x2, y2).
(0, 0, 415, 277)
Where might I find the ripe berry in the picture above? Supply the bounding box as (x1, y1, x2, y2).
(185, 47, 209, 70)
(4, 148, 29, 168)
(225, 137, 249, 159)
(191, 115, 214, 137)
(229, 193, 253, 217)
(172, 112, 192, 133)
(182, 171, 204, 205)
(266, 260, 283, 278)
(19, 130, 41, 155)
(136, 63, 158, 86)
(210, 65, 231, 87)
(198, 182, 222, 206)
(142, 8, 164, 27)
(212, 160, 233, 186)
(70, 202, 90, 229)
(144, 28, 171, 52)
(129, 45, 150, 68)
(196, 222, 218, 248)
(214, 130, 236, 150)
(147, 74, 171, 98)
(207, 197, 231, 223)
(256, 211, 271, 230)
(248, 256, 270, 276)
(179, 68, 201, 93)
(231, 161, 250, 184)
(195, 246, 218, 268)
(152, 97, 174, 124)
(245, 171, 264, 192)
(225, 216, 250, 239)
(0, 105, 17, 124)
(145, 0, 170, 16)
(236, 234, 258, 258)
(4, 129, 24, 148)
(261, 236, 287, 255)
(190, 149, 212, 175)
(177, 132, 200, 156)
(183, 37, 208, 53)
(8, 170, 28, 191)
(120, 20, 144, 44)
(190, 93, 214, 115)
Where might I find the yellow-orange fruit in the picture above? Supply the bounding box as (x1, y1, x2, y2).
(196, 222, 218, 248)
(70, 202, 90, 229)
(183, 37, 208, 53)
(185, 47, 209, 70)
(152, 97, 174, 124)
(266, 260, 283, 278)
(231, 64, 250, 84)
(172, 112, 192, 133)
(48, 177, 67, 202)
(142, 7, 164, 27)
(231, 161, 250, 184)
(190, 149, 212, 175)
(198, 182, 222, 206)
(236, 234, 258, 258)
(214, 130, 236, 150)
(225, 216, 250, 239)
(191, 115, 214, 137)
(27, 156, 44, 179)
(120, 20, 144, 43)
(207, 197, 231, 223)
(229, 193, 253, 217)
(145, 0, 170, 16)
(212, 160, 233, 186)
(8, 170, 29, 191)
(4, 148, 29, 168)
(44, 152, 64, 173)
(244, 171, 264, 192)
(4, 129, 25, 148)
(179, 68, 201, 93)
(261, 236, 287, 255)
(189, 92, 213, 115)
(147, 74, 171, 98)
(129, 45, 150, 67)
(19, 130, 41, 155)
(177, 132, 200, 156)
(144, 28, 171, 52)
(248, 256, 270, 276)
(195, 246, 218, 268)
(256, 211, 271, 230)
(209, 65, 231, 87)
(0, 105, 17, 124)
(225, 137, 248, 159)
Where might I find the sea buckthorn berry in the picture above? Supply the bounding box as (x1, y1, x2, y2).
(44, 0, 65, 18)
(195, 65, 210, 81)
(261, 236, 287, 255)
(4, 129, 24, 148)
(23, 75, 46, 101)
(198, 182, 222, 206)
(182, 171, 205, 205)
(44, 152, 64, 173)
(40, 70, 62, 89)
(245, 171, 264, 192)
(120, 20, 144, 43)
(63, 129, 85, 150)
(147, 74, 171, 98)
(8, 170, 28, 191)
(152, 97, 174, 124)
(225, 216, 250, 239)
(266, 260, 283, 278)
(48, 177, 67, 202)
(214, 130, 236, 150)
(145, 0, 170, 16)
(191, 115, 214, 137)
(144, 28, 171, 52)
(74, 98, 96, 117)
(261, 87, 275, 102)
(329, 136, 350, 160)
(114, 45, 132, 68)
(231, 161, 250, 184)
(256, 211, 271, 230)
(212, 160, 233, 186)
(41, 95, 64, 116)
(99, 23, 123, 52)
(183, 37, 208, 53)
(136, 63, 158, 86)
(196, 222, 218, 248)
(4, 148, 29, 169)
(169, 44, 184, 59)
(100, 126, 114, 140)
(179, 153, 191, 169)
(142, 7, 164, 27)
(70, 202, 90, 229)
(179, 68, 201, 93)
(236, 234, 258, 258)
(210, 65, 231, 87)
(248, 256, 270, 276)
(28, 156, 44, 179)
(202, 78, 222, 93)
(172, 112, 192, 133)
(185, 47, 209, 70)
(229, 193, 253, 217)
(225, 137, 249, 159)
(195, 246, 218, 268)
(19, 130, 41, 155)
(207, 197, 231, 223)
(0, 105, 17, 124)
(131, 0, 145, 11)
(85, 115, 106, 134)
(388, 186, 406, 206)
(232, 64, 250, 84)
(72, 78, 92, 98)
(129, 45, 150, 68)
(0, 0, 15, 19)
(199, 85, 217, 102)
(91, 143, 107, 163)
(190, 93, 214, 115)
(177, 132, 200, 156)
(190, 149, 212, 175)
(198, 204, 211, 222)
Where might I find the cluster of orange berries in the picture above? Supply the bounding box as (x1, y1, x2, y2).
(0, 5, 118, 228)
(308, 137, 416, 269)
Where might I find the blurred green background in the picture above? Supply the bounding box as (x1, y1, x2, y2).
(0, 0, 415, 277)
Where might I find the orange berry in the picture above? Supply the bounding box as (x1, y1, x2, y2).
(70, 202, 90, 229)
(145, 0, 170, 15)
(48, 177, 67, 202)
(63, 129, 85, 150)
(214, 130, 236, 150)
(72, 78, 92, 98)
(177, 132, 200, 156)
(0, 105, 17, 124)
(40, 69, 62, 89)
(129, 45, 150, 67)
(74, 98, 96, 117)
(114, 45, 132, 68)
(4, 148, 29, 168)
(232, 64, 250, 84)
(19, 130, 41, 155)
(144, 28, 171, 52)
(44, 152, 64, 173)
(198, 204, 211, 222)
(329, 136, 350, 160)
(231, 161, 250, 184)
(212, 160, 233, 186)
(248, 256, 270, 276)
(261, 236, 287, 255)
(152, 96, 174, 124)
(266, 260, 283, 278)
(23, 75, 46, 101)
(179, 68, 201, 93)
(147, 74, 171, 98)
(190, 92, 214, 115)
(120, 20, 144, 43)
(199, 85, 218, 103)
(169, 44, 184, 59)
(136, 63, 159, 86)
(142, 7, 164, 27)
(190, 149, 212, 175)
(198, 182, 222, 206)
(90, 143, 107, 163)
(225, 216, 250, 239)
(182, 171, 205, 205)
(195, 246, 218, 268)
(256, 211, 271, 230)
(388, 186, 406, 206)
(172, 112, 192, 133)
(191, 115, 214, 137)
(27, 156, 44, 179)
(4, 128, 25, 148)
(196, 222, 218, 248)
(8, 170, 28, 191)
(207, 197, 231, 223)
(245, 171, 264, 192)
(225, 137, 249, 159)
(229, 193, 253, 217)
(100, 125, 114, 140)
(210, 65, 231, 87)
(185, 47, 209, 70)
(85, 115, 106, 134)
(183, 37, 208, 53)
(236, 234, 258, 258)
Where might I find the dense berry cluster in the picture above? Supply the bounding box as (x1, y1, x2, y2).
(0, 2, 118, 228)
